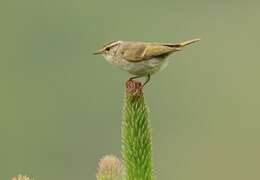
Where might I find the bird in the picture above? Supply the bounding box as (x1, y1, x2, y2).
(94, 38, 200, 87)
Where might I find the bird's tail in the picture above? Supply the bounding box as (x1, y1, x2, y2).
(166, 38, 200, 48)
(179, 38, 200, 47)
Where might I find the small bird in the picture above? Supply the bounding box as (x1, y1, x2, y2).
(94, 38, 200, 87)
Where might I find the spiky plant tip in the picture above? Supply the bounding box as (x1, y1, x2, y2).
(11, 174, 33, 180)
(125, 80, 143, 100)
(96, 154, 123, 180)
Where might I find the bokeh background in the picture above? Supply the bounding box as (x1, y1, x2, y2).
(1, 0, 260, 179)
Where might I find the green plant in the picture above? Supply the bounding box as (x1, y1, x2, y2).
(96, 80, 154, 180)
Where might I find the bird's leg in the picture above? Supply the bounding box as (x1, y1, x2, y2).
(128, 75, 143, 81)
(128, 74, 151, 89)
(141, 74, 151, 88)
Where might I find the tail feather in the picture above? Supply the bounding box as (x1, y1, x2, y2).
(179, 38, 200, 47)
(165, 38, 200, 48)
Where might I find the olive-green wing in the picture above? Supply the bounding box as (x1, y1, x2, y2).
(122, 43, 179, 62)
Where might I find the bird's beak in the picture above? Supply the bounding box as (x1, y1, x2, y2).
(93, 49, 103, 55)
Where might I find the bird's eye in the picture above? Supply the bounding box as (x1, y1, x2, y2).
(105, 47, 110, 51)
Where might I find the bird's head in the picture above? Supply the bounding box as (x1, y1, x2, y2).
(93, 40, 122, 60)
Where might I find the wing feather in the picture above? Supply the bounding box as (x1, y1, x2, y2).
(122, 43, 179, 62)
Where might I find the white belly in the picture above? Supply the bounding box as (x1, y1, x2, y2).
(121, 58, 169, 76)
(104, 55, 170, 76)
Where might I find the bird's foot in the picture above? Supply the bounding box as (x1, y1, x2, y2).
(127, 74, 151, 90)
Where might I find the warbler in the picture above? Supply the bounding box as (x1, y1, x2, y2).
(94, 38, 200, 86)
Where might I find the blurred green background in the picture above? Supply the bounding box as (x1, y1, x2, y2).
(1, 0, 260, 179)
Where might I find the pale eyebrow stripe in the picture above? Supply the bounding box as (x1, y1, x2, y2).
(102, 40, 117, 48)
